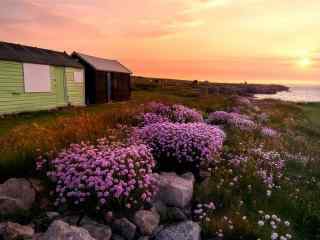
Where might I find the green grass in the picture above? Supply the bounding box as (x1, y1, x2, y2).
(301, 102, 320, 128)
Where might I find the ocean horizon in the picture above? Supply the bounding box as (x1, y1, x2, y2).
(255, 83, 320, 102)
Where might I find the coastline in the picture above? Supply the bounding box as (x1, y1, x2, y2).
(133, 76, 290, 96)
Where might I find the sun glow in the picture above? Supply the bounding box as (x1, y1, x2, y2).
(298, 57, 312, 68)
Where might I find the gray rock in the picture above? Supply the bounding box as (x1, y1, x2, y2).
(167, 207, 188, 222)
(154, 172, 194, 208)
(112, 218, 136, 240)
(0, 222, 34, 240)
(152, 201, 168, 221)
(46, 211, 60, 220)
(40, 220, 96, 240)
(111, 234, 125, 240)
(0, 178, 36, 214)
(61, 215, 82, 225)
(137, 237, 150, 240)
(134, 210, 160, 235)
(81, 218, 112, 240)
(154, 221, 201, 240)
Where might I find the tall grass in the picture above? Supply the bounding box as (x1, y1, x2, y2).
(0, 104, 142, 180)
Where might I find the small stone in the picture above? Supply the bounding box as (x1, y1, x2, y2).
(39, 220, 95, 240)
(46, 212, 60, 220)
(0, 178, 36, 214)
(167, 207, 188, 222)
(152, 201, 168, 221)
(134, 210, 160, 235)
(112, 218, 136, 240)
(137, 237, 150, 240)
(112, 234, 125, 240)
(104, 211, 114, 224)
(81, 217, 112, 240)
(0, 222, 34, 240)
(154, 221, 201, 240)
(154, 172, 194, 208)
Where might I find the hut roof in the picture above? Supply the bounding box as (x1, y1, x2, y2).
(72, 52, 132, 74)
(0, 41, 83, 68)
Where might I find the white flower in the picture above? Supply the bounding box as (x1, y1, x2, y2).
(229, 225, 234, 230)
(258, 220, 265, 226)
(258, 210, 264, 214)
(271, 232, 279, 240)
(265, 214, 271, 220)
(267, 190, 272, 197)
(270, 221, 276, 225)
(285, 234, 292, 239)
(242, 216, 247, 220)
(280, 236, 287, 240)
(284, 221, 290, 226)
(272, 215, 277, 220)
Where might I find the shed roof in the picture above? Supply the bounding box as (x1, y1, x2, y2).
(73, 52, 132, 74)
(0, 41, 83, 68)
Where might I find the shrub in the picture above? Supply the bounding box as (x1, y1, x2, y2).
(143, 102, 203, 124)
(170, 104, 204, 123)
(136, 112, 170, 126)
(260, 127, 279, 138)
(40, 141, 157, 211)
(208, 111, 257, 131)
(134, 122, 225, 174)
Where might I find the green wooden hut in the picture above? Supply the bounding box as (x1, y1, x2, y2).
(0, 42, 85, 115)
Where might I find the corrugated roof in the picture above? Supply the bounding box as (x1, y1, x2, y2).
(0, 41, 83, 68)
(73, 52, 132, 74)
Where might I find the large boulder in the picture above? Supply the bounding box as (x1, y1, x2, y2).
(40, 220, 96, 240)
(154, 221, 201, 240)
(81, 217, 112, 240)
(154, 173, 194, 208)
(0, 222, 34, 240)
(133, 210, 160, 235)
(0, 178, 36, 214)
(112, 218, 136, 240)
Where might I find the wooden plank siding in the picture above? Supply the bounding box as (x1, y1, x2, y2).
(65, 68, 85, 106)
(0, 60, 85, 115)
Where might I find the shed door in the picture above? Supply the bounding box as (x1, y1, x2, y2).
(54, 67, 66, 106)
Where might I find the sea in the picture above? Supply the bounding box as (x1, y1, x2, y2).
(255, 84, 320, 102)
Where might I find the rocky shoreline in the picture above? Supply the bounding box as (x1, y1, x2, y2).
(132, 76, 289, 97)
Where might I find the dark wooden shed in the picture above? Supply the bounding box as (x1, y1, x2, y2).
(72, 52, 132, 104)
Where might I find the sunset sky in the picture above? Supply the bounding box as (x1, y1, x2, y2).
(1, 0, 320, 85)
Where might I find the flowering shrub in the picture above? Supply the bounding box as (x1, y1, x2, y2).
(141, 102, 203, 125)
(137, 112, 170, 126)
(133, 122, 225, 174)
(208, 111, 256, 131)
(170, 104, 204, 123)
(40, 141, 157, 211)
(260, 127, 279, 138)
(146, 101, 171, 116)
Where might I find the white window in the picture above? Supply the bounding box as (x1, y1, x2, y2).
(74, 70, 84, 83)
(23, 63, 51, 92)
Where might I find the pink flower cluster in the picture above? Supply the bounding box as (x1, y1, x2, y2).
(137, 112, 170, 126)
(46, 141, 157, 210)
(208, 111, 257, 131)
(133, 122, 225, 172)
(170, 104, 204, 123)
(260, 127, 279, 138)
(141, 102, 203, 125)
